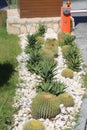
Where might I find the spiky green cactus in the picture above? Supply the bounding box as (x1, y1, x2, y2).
(61, 68, 74, 78)
(23, 120, 45, 130)
(57, 93, 74, 107)
(40, 48, 54, 60)
(36, 36, 45, 44)
(31, 92, 60, 119)
(62, 45, 70, 56)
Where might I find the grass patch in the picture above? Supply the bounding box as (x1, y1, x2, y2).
(0, 28, 21, 67)
(0, 27, 21, 129)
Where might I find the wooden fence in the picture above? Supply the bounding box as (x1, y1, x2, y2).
(18, 0, 63, 18)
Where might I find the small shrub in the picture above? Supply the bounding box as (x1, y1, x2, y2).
(36, 81, 66, 96)
(31, 92, 60, 119)
(38, 24, 46, 36)
(57, 93, 74, 107)
(23, 120, 45, 130)
(61, 68, 74, 78)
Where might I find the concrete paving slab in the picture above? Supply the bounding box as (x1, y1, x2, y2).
(74, 18, 87, 130)
(74, 23, 87, 66)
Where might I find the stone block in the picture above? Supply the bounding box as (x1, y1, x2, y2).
(30, 25, 36, 34)
(7, 17, 14, 24)
(53, 24, 59, 33)
(7, 24, 20, 34)
(26, 24, 31, 33)
(20, 25, 27, 34)
(47, 23, 52, 28)
(7, 9, 61, 35)
(46, 28, 55, 34)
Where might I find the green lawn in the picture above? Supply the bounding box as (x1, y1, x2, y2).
(0, 27, 21, 130)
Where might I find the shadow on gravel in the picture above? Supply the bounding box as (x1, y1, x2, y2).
(0, 62, 14, 87)
(74, 16, 87, 26)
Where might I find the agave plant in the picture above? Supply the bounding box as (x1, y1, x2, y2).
(63, 33, 75, 45)
(27, 33, 39, 49)
(38, 24, 46, 36)
(64, 43, 81, 72)
(37, 58, 57, 83)
(27, 46, 42, 73)
(49, 81, 66, 95)
(28, 48, 41, 64)
(58, 32, 75, 46)
(36, 81, 66, 96)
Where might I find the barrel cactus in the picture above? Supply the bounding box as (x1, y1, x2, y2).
(23, 120, 45, 130)
(36, 36, 45, 44)
(57, 93, 74, 107)
(62, 45, 70, 56)
(31, 92, 60, 119)
(61, 68, 74, 78)
(58, 32, 64, 42)
(40, 48, 54, 60)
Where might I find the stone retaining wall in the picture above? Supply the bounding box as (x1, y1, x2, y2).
(7, 9, 61, 35)
(7, 9, 74, 35)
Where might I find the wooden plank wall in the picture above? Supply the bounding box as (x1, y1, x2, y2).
(18, 0, 63, 18)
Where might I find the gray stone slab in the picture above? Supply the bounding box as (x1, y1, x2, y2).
(74, 23, 87, 67)
(75, 99, 87, 130)
(74, 22, 87, 130)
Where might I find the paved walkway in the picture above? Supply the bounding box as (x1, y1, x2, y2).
(75, 22, 87, 70)
(74, 21, 87, 130)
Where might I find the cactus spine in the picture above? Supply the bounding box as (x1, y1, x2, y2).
(31, 92, 60, 119)
(23, 120, 45, 130)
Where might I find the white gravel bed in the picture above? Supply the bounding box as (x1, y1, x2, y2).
(12, 34, 86, 130)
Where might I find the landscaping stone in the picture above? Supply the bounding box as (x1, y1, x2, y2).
(11, 32, 86, 130)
